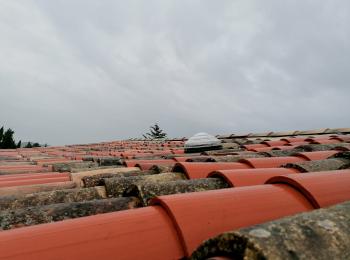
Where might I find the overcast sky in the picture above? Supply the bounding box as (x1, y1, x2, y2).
(0, 1, 349, 145)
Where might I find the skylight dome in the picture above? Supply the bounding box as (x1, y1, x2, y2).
(185, 132, 222, 149)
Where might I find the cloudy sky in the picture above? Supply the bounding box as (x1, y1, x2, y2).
(0, 1, 349, 145)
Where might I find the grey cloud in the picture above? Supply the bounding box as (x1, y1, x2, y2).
(0, 0, 349, 145)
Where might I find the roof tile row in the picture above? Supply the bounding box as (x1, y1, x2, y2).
(0, 129, 349, 259)
(1, 170, 349, 258)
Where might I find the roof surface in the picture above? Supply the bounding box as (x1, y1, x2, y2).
(0, 127, 350, 259)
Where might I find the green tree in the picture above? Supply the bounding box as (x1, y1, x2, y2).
(0, 126, 3, 144)
(144, 123, 167, 139)
(1, 128, 16, 149)
(0, 126, 43, 149)
(25, 142, 33, 148)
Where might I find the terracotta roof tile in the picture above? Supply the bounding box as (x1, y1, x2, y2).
(0, 181, 76, 196)
(190, 200, 350, 259)
(267, 170, 350, 208)
(261, 140, 289, 147)
(151, 185, 314, 255)
(294, 150, 339, 160)
(135, 162, 175, 171)
(239, 156, 306, 168)
(0, 128, 349, 259)
(208, 168, 299, 187)
(0, 172, 69, 182)
(268, 130, 299, 137)
(247, 132, 274, 137)
(0, 207, 185, 260)
(123, 159, 174, 167)
(172, 162, 251, 179)
(295, 128, 329, 135)
(325, 127, 350, 134)
(283, 158, 350, 172)
(0, 176, 71, 188)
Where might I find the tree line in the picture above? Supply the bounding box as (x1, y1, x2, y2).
(0, 126, 42, 149)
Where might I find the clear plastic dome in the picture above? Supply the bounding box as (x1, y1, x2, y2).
(184, 132, 222, 148)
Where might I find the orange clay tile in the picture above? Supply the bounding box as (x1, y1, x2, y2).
(261, 140, 289, 147)
(0, 206, 185, 260)
(208, 168, 299, 187)
(308, 139, 342, 145)
(0, 172, 69, 182)
(242, 143, 269, 150)
(266, 170, 350, 208)
(330, 135, 350, 142)
(151, 184, 314, 256)
(0, 176, 71, 188)
(281, 137, 309, 143)
(172, 162, 251, 179)
(135, 162, 175, 171)
(123, 159, 174, 167)
(294, 150, 339, 161)
(238, 156, 306, 168)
